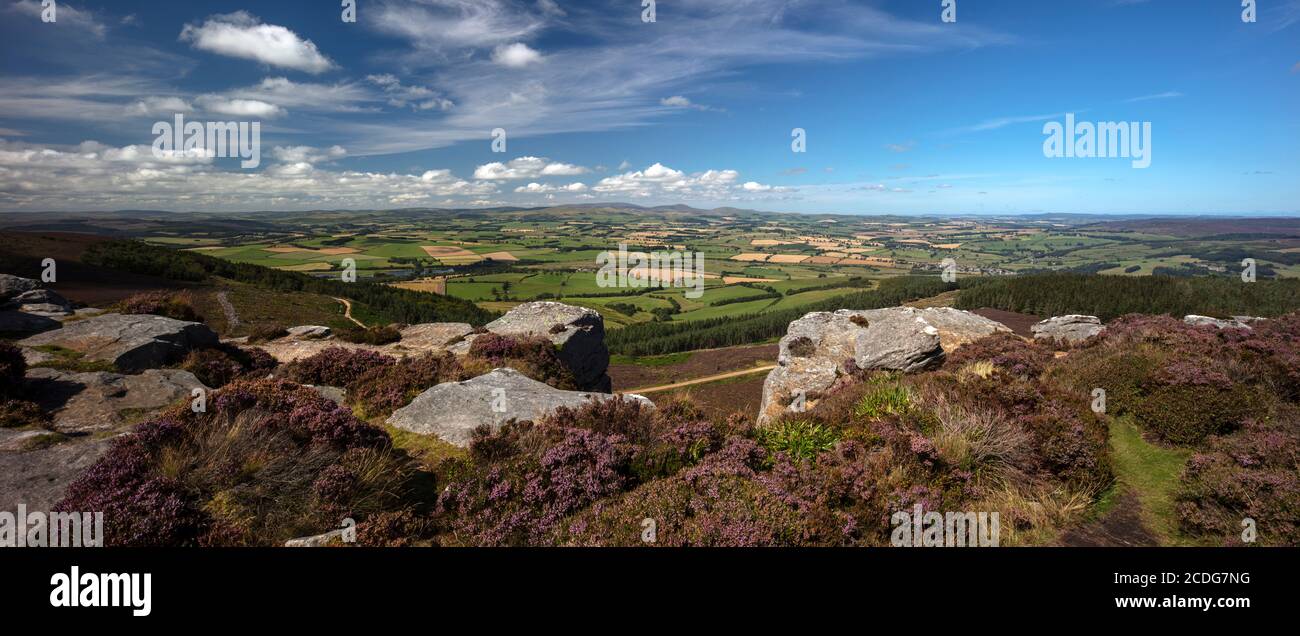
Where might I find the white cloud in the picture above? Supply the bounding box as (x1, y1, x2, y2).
(492, 42, 543, 68)
(515, 182, 588, 193)
(659, 95, 720, 112)
(271, 145, 347, 164)
(195, 96, 286, 118)
(366, 74, 454, 111)
(8, 0, 107, 38)
(127, 96, 193, 117)
(474, 156, 588, 180)
(1123, 91, 1184, 103)
(180, 12, 335, 74)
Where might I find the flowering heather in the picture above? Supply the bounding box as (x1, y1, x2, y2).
(1176, 414, 1300, 546)
(945, 332, 1053, 378)
(282, 347, 395, 389)
(116, 290, 202, 322)
(465, 333, 576, 390)
(348, 352, 469, 417)
(57, 379, 409, 546)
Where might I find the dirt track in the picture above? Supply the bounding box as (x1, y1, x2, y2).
(626, 365, 775, 394)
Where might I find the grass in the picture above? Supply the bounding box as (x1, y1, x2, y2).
(1108, 416, 1197, 545)
(30, 346, 118, 373)
(610, 351, 692, 367)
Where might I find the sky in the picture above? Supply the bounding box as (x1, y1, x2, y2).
(0, 0, 1296, 215)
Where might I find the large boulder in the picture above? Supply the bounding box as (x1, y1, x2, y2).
(1031, 315, 1105, 346)
(913, 307, 1011, 350)
(469, 302, 612, 392)
(18, 313, 219, 372)
(387, 368, 652, 448)
(1184, 315, 1262, 330)
(286, 325, 332, 339)
(0, 437, 113, 513)
(24, 367, 207, 433)
(757, 307, 950, 424)
(11, 289, 73, 316)
(0, 274, 40, 302)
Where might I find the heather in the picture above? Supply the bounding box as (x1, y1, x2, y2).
(56, 377, 415, 546)
(281, 347, 396, 389)
(115, 290, 203, 322)
(180, 344, 278, 388)
(464, 333, 577, 390)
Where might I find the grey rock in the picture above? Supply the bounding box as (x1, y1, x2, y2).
(1031, 315, 1105, 346)
(0, 436, 112, 513)
(0, 310, 61, 337)
(390, 322, 473, 353)
(13, 289, 72, 314)
(285, 528, 347, 547)
(914, 307, 1011, 350)
(0, 274, 40, 301)
(1184, 314, 1261, 330)
(757, 307, 950, 424)
(24, 367, 207, 433)
(20, 303, 73, 317)
(286, 325, 332, 339)
(387, 368, 652, 448)
(480, 302, 612, 391)
(305, 385, 347, 406)
(18, 313, 219, 372)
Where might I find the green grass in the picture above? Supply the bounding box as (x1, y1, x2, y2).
(30, 346, 118, 373)
(1108, 416, 1197, 545)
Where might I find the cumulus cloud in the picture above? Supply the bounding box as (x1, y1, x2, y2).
(474, 156, 588, 180)
(0, 138, 496, 211)
(271, 145, 347, 164)
(491, 42, 543, 67)
(591, 163, 789, 200)
(515, 182, 588, 193)
(127, 96, 193, 117)
(195, 96, 286, 118)
(180, 12, 335, 74)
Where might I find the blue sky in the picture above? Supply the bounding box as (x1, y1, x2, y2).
(0, 0, 1296, 214)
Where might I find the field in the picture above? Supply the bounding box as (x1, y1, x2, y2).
(15, 207, 1292, 332)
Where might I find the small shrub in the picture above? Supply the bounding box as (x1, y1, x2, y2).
(349, 352, 469, 417)
(787, 336, 816, 357)
(282, 347, 395, 388)
(180, 348, 244, 388)
(755, 420, 840, 464)
(0, 399, 48, 429)
(465, 333, 576, 390)
(247, 324, 289, 343)
(946, 333, 1052, 378)
(854, 378, 914, 420)
(117, 291, 202, 322)
(338, 325, 402, 346)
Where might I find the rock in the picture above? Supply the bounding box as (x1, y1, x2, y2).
(757, 307, 946, 424)
(19, 346, 54, 366)
(388, 368, 653, 448)
(305, 385, 347, 406)
(1184, 315, 1260, 330)
(0, 310, 62, 337)
(0, 273, 40, 301)
(390, 322, 473, 353)
(914, 307, 1011, 350)
(18, 313, 219, 372)
(1031, 315, 1105, 346)
(286, 325, 332, 339)
(74, 308, 106, 318)
(476, 302, 612, 392)
(285, 528, 348, 547)
(24, 367, 208, 433)
(0, 437, 112, 513)
(13, 289, 72, 315)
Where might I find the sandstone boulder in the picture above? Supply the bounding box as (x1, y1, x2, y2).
(757, 307, 949, 424)
(914, 307, 1011, 350)
(19, 313, 219, 372)
(0, 437, 112, 513)
(286, 325, 332, 339)
(472, 302, 611, 392)
(1031, 315, 1105, 346)
(285, 528, 348, 547)
(24, 367, 208, 433)
(387, 368, 652, 448)
(1184, 315, 1262, 330)
(0, 273, 40, 302)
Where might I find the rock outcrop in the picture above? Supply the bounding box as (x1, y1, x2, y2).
(286, 325, 332, 339)
(0, 437, 113, 513)
(0, 274, 40, 301)
(0, 275, 65, 336)
(453, 302, 611, 392)
(260, 302, 610, 391)
(18, 313, 219, 372)
(1031, 315, 1105, 346)
(1183, 315, 1263, 330)
(387, 368, 651, 447)
(24, 367, 208, 433)
(758, 307, 1008, 424)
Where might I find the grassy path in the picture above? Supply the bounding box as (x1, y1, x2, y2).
(333, 297, 366, 328)
(1105, 417, 1196, 545)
